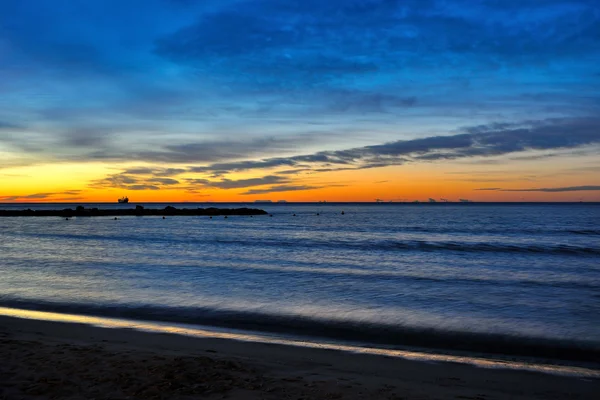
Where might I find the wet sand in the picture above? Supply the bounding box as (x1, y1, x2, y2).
(1, 315, 598, 399)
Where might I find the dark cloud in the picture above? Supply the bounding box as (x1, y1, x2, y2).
(564, 165, 600, 173)
(500, 186, 600, 192)
(0, 121, 23, 129)
(241, 185, 322, 195)
(128, 185, 160, 191)
(185, 179, 211, 186)
(188, 159, 298, 174)
(474, 187, 503, 191)
(91, 174, 171, 191)
(122, 167, 187, 177)
(0, 190, 82, 201)
(91, 174, 139, 188)
(276, 168, 312, 175)
(122, 167, 157, 175)
(91, 173, 290, 192)
(211, 176, 288, 189)
(79, 116, 600, 194)
(61, 129, 114, 148)
(458, 178, 519, 183)
(91, 172, 189, 191)
(22, 193, 56, 199)
(114, 135, 327, 165)
(185, 117, 600, 175)
(147, 178, 180, 185)
(187, 175, 289, 190)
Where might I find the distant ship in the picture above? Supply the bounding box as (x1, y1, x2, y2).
(118, 196, 129, 204)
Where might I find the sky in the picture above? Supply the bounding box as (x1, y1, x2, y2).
(0, 0, 599, 202)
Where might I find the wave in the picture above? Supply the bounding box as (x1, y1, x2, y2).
(568, 229, 600, 235)
(1, 298, 598, 364)
(15, 232, 600, 256)
(349, 239, 600, 256)
(3, 253, 597, 290)
(360, 225, 600, 236)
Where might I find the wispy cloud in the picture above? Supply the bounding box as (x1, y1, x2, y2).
(81, 117, 600, 192)
(186, 175, 289, 190)
(183, 117, 600, 175)
(241, 185, 323, 195)
(147, 178, 180, 186)
(0, 190, 83, 201)
(128, 185, 160, 191)
(121, 167, 187, 177)
(476, 186, 600, 192)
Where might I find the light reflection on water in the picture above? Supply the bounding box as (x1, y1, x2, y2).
(1, 306, 598, 379)
(1, 203, 599, 361)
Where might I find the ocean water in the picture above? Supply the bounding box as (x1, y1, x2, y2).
(1, 203, 599, 361)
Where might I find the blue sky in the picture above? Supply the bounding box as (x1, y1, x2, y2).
(0, 0, 599, 200)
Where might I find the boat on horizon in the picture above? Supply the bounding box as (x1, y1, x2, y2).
(118, 196, 129, 204)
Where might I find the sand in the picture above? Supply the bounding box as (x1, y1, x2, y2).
(1, 315, 598, 400)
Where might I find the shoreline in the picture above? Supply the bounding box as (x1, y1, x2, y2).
(3, 307, 600, 376)
(1, 314, 599, 399)
(2, 301, 598, 365)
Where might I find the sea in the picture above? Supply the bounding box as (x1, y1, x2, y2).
(1, 202, 599, 366)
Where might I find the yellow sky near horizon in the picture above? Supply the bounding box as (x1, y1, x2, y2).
(1, 154, 599, 203)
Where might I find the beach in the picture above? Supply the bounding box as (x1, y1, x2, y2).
(1, 315, 599, 400)
(1, 203, 599, 398)
(4, 0, 600, 396)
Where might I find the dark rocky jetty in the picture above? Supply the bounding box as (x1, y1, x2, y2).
(0, 206, 268, 217)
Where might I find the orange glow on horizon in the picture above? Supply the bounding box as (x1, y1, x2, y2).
(1, 159, 599, 203)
